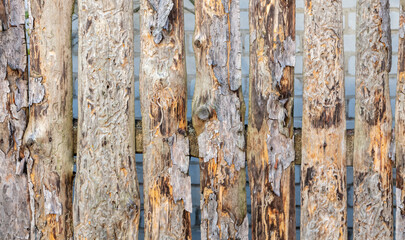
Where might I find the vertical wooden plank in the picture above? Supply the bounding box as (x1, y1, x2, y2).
(192, 0, 249, 237)
(73, 0, 141, 239)
(24, 0, 74, 238)
(396, 0, 405, 238)
(0, 0, 30, 238)
(247, 0, 296, 239)
(301, 0, 347, 239)
(139, 0, 192, 237)
(354, 0, 393, 239)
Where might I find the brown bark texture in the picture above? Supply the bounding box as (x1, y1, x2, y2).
(139, 0, 192, 237)
(192, 0, 249, 238)
(0, 0, 30, 239)
(353, 0, 393, 239)
(301, 0, 347, 239)
(396, 0, 405, 239)
(247, 0, 296, 239)
(23, 0, 75, 238)
(73, 0, 141, 239)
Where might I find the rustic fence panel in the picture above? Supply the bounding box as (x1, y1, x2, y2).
(0, 1, 30, 238)
(139, 0, 192, 237)
(192, 0, 249, 238)
(354, 0, 393, 239)
(396, 0, 405, 238)
(2, 0, 405, 239)
(73, 0, 141, 239)
(25, 0, 75, 238)
(247, 0, 296, 239)
(301, 0, 347, 239)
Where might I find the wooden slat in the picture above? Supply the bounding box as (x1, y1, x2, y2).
(396, 0, 405, 238)
(73, 0, 141, 238)
(301, 0, 347, 239)
(139, 0, 192, 237)
(192, 0, 249, 237)
(74, 120, 357, 166)
(247, 0, 296, 238)
(25, 0, 75, 238)
(354, 0, 393, 238)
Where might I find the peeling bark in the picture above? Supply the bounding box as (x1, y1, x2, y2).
(353, 0, 393, 239)
(247, 0, 295, 239)
(140, 0, 192, 237)
(22, 1, 75, 239)
(0, 1, 30, 238)
(192, 0, 248, 238)
(301, 0, 347, 239)
(74, 0, 141, 239)
(396, 1, 405, 239)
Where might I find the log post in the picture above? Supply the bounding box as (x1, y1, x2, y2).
(0, 0, 30, 238)
(353, 0, 393, 239)
(396, 0, 405, 238)
(301, 0, 347, 239)
(247, 0, 296, 239)
(23, 0, 75, 238)
(192, 0, 249, 238)
(139, 0, 192, 237)
(73, 0, 141, 238)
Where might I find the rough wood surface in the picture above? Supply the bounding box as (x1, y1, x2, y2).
(0, 0, 30, 238)
(301, 0, 347, 239)
(73, 0, 141, 239)
(354, 0, 393, 239)
(192, 0, 249, 237)
(396, 1, 405, 238)
(23, 0, 75, 238)
(139, 0, 192, 237)
(247, 0, 296, 239)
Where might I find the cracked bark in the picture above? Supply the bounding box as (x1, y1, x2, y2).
(0, 0, 30, 239)
(301, 0, 347, 239)
(396, 1, 405, 239)
(140, 0, 192, 237)
(193, 0, 248, 238)
(73, 0, 141, 239)
(247, 0, 296, 239)
(354, 0, 393, 239)
(23, 0, 75, 239)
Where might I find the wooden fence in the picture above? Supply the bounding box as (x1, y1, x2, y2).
(0, 0, 404, 239)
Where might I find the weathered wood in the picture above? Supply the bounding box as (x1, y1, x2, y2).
(301, 0, 347, 239)
(247, 0, 295, 239)
(354, 0, 393, 239)
(73, 0, 141, 238)
(23, 0, 75, 238)
(139, 0, 192, 237)
(192, 0, 249, 237)
(0, 1, 30, 238)
(396, 1, 405, 238)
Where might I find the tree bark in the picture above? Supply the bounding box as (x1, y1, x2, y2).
(73, 0, 141, 239)
(0, 0, 30, 239)
(247, 0, 295, 239)
(23, 1, 74, 238)
(192, 0, 249, 238)
(139, 0, 192, 238)
(301, 0, 347, 239)
(396, 1, 405, 239)
(353, 0, 393, 239)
